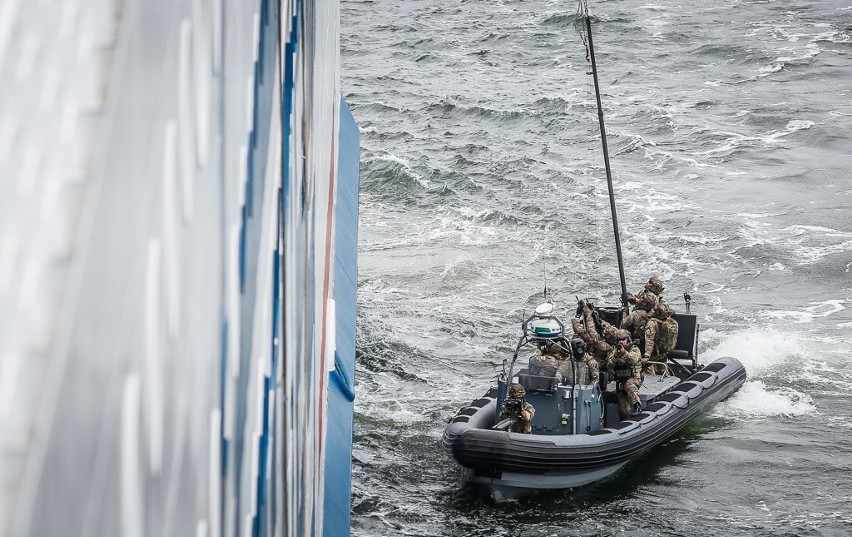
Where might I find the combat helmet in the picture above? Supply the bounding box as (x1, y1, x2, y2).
(647, 276, 665, 295)
(509, 383, 526, 398)
(614, 329, 631, 340)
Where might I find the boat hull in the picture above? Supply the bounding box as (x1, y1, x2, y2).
(443, 356, 746, 498)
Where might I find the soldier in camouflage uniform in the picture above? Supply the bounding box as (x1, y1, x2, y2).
(643, 299, 679, 374)
(529, 339, 597, 386)
(571, 307, 596, 349)
(529, 341, 559, 373)
(567, 338, 599, 386)
(500, 383, 536, 434)
(529, 340, 567, 381)
(622, 276, 664, 347)
(570, 304, 609, 384)
(607, 329, 644, 418)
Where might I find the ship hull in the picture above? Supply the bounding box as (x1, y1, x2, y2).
(2, 0, 358, 535)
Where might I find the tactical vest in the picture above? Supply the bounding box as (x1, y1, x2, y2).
(613, 357, 633, 383)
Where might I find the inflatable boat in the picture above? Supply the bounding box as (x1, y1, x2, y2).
(442, 301, 746, 500)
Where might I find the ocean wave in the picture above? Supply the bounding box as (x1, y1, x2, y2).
(797, 366, 852, 395)
(364, 152, 431, 191)
(775, 42, 822, 65)
(755, 62, 784, 76)
(687, 130, 757, 157)
(358, 100, 405, 115)
(686, 42, 752, 58)
(762, 299, 849, 324)
(423, 97, 549, 122)
(812, 30, 851, 45)
(783, 225, 852, 265)
(722, 221, 852, 270)
(763, 119, 815, 143)
(541, 12, 583, 26)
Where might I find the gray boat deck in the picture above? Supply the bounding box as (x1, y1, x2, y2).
(605, 373, 680, 406)
(639, 374, 682, 405)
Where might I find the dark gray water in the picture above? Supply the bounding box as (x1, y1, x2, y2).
(342, 0, 852, 535)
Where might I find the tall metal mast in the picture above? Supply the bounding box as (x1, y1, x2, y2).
(582, 1, 628, 304)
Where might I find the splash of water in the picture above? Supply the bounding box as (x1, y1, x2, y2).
(703, 328, 817, 418)
(713, 380, 815, 419)
(702, 327, 807, 377)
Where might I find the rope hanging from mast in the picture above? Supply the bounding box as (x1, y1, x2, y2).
(577, 0, 628, 305)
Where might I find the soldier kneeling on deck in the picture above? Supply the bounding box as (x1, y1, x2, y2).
(499, 383, 536, 434)
(608, 329, 644, 418)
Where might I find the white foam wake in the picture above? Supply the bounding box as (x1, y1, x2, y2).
(713, 380, 815, 419)
(703, 328, 817, 418)
(701, 327, 807, 376)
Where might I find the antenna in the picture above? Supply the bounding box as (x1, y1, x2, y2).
(581, 0, 628, 304)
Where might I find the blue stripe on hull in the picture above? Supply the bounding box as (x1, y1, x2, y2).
(324, 98, 360, 537)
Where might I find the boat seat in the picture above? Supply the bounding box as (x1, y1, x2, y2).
(596, 306, 624, 328)
(670, 313, 697, 361)
(668, 350, 689, 361)
(518, 374, 559, 393)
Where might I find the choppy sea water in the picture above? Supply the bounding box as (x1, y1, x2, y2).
(341, 0, 852, 535)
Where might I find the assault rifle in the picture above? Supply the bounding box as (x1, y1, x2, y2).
(575, 296, 603, 334)
(492, 397, 524, 431)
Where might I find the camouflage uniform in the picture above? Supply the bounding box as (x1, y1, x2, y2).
(579, 344, 600, 386)
(530, 340, 597, 385)
(500, 384, 536, 434)
(643, 300, 679, 374)
(528, 342, 560, 375)
(627, 288, 660, 310)
(569, 306, 606, 384)
(572, 306, 618, 346)
(571, 314, 593, 347)
(622, 276, 665, 349)
(607, 329, 643, 418)
(566, 338, 599, 386)
(529, 342, 569, 381)
(621, 289, 657, 337)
